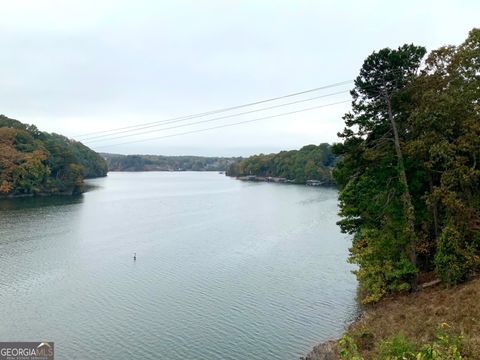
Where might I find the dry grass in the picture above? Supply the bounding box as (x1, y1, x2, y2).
(347, 277, 480, 359)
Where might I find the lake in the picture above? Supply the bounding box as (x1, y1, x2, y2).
(0, 172, 357, 359)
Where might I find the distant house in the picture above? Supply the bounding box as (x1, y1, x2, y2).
(306, 180, 323, 186)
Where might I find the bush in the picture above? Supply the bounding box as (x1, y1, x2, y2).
(350, 228, 417, 303)
(435, 225, 468, 285)
(375, 333, 416, 359)
(339, 334, 363, 360)
(418, 324, 463, 360)
(339, 324, 463, 360)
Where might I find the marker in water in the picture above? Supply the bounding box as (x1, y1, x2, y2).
(133, 252, 136, 261)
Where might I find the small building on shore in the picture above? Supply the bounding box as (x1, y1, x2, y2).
(306, 180, 323, 186)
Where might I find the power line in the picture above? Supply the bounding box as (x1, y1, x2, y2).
(75, 80, 353, 139)
(83, 89, 348, 142)
(94, 99, 350, 149)
(84, 90, 349, 144)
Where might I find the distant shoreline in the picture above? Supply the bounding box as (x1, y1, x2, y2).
(0, 191, 80, 199)
(232, 175, 336, 187)
(105, 169, 225, 172)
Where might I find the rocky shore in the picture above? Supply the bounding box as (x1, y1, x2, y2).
(300, 340, 338, 360)
(236, 175, 327, 186)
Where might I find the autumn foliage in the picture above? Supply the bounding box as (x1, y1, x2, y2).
(334, 29, 480, 302)
(0, 115, 107, 196)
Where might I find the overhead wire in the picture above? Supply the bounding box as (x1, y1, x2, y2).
(75, 71, 424, 149)
(83, 89, 349, 144)
(94, 99, 350, 149)
(74, 79, 353, 139)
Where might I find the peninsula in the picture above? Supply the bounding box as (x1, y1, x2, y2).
(0, 115, 107, 197)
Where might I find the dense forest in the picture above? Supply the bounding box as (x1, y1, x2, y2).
(102, 153, 241, 172)
(333, 29, 480, 303)
(226, 143, 336, 185)
(0, 115, 107, 196)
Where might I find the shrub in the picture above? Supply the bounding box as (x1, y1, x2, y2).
(350, 228, 417, 303)
(417, 324, 463, 359)
(375, 333, 416, 359)
(435, 225, 468, 285)
(339, 324, 463, 360)
(339, 334, 363, 360)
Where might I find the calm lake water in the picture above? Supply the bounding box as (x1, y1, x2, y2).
(0, 172, 357, 359)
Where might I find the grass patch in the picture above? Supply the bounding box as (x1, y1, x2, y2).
(345, 277, 480, 359)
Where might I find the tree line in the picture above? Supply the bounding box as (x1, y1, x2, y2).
(226, 143, 336, 185)
(102, 153, 241, 172)
(0, 115, 107, 196)
(334, 29, 479, 302)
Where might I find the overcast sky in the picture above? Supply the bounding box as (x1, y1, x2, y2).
(1, 1, 478, 156)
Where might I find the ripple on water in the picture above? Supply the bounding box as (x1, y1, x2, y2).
(0, 173, 356, 360)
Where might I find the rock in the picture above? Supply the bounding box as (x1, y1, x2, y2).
(300, 340, 338, 360)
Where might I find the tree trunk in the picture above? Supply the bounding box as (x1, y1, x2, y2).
(386, 97, 418, 290)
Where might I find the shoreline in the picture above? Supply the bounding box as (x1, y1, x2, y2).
(0, 174, 107, 199)
(233, 175, 336, 187)
(300, 340, 338, 360)
(302, 277, 480, 359)
(0, 191, 79, 199)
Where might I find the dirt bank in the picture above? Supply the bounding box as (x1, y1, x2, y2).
(302, 277, 480, 359)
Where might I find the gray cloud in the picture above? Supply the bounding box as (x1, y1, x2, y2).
(1, 0, 478, 156)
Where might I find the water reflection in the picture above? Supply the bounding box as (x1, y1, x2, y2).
(0, 194, 84, 211)
(0, 182, 105, 211)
